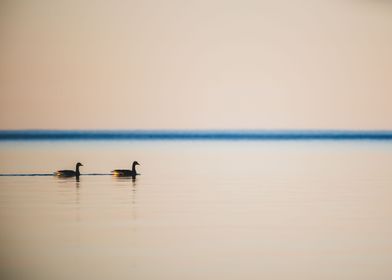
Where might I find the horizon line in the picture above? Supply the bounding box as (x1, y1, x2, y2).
(1, 129, 392, 141)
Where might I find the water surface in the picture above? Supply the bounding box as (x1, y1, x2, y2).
(1, 140, 392, 280)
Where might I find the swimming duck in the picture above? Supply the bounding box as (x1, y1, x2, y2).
(55, 162, 83, 177)
(112, 161, 140, 177)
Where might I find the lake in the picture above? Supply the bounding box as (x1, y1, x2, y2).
(1, 139, 392, 280)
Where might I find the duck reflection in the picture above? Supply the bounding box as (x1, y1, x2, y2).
(56, 174, 81, 187)
(113, 174, 137, 187)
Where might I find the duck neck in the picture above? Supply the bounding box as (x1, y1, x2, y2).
(75, 165, 80, 176)
(132, 163, 137, 174)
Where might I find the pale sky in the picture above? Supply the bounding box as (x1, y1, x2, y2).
(0, 0, 391, 130)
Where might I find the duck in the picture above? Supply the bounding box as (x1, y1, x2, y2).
(111, 161, 140, 177)
(55, 162, 83, 177)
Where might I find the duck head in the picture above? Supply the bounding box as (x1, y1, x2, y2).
(76, 162, 84, 167)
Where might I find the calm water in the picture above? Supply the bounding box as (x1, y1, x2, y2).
(1, 140, 392, 280)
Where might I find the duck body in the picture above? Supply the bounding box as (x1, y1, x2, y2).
(55, 170, 78, 177)
(111, 169, 137, 177)
(55, 162, 83, 177)
(112, 161, 140, 177)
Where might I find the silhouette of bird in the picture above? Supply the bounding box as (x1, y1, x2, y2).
(55, 162, 83, 177)
(112, 161, 140, 177)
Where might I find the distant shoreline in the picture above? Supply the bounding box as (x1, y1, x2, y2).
(1, 130, 392, 141)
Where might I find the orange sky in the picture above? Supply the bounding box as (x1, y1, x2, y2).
(0, 0, 391, 130)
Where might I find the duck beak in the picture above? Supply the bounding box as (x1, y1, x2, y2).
(80, 164, 84, 166)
